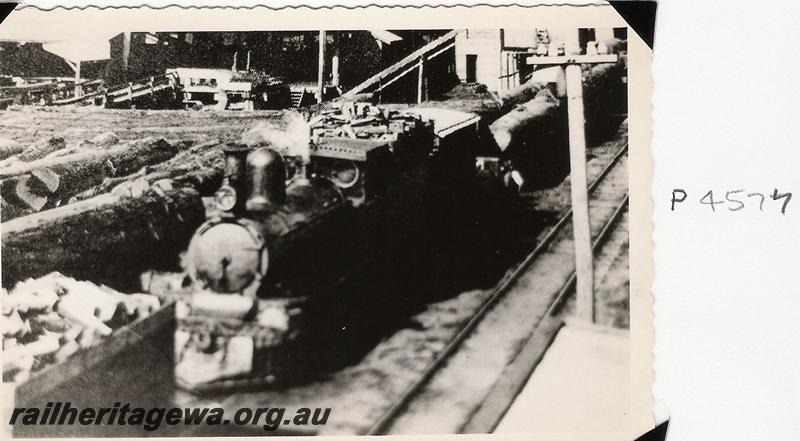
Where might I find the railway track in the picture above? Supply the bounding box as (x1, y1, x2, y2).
(167, 126, 630, 437)
(367, 143, 629, 435)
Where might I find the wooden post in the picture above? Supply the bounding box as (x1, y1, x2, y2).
(317, 30, 326, 103)
(121, 32, 131, 72)
(513, 54, 520, 87)
(505, 53, 511, 90)
(332, 33, 340, 88)
(417, 55, 425, 104)
(74, 60, 82, 98)
(565, 63, 594, 323)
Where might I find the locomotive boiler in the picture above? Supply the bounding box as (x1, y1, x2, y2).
(167, 111, 477, 393)
(186, 146, 352, 301)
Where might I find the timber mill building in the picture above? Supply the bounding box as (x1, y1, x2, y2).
(2, 28, 627, 108)
(106, 30, 454, 105)
(105, 27, 628, 102)
(455, 27, 627, 92)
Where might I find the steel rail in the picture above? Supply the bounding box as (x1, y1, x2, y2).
(459, 192, 630, 433)
(546, 192, 629, 318)
(365, 143, 629, 435)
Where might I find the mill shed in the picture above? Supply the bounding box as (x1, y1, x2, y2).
(455, 27, 626, 92)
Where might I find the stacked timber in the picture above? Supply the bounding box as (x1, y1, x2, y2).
(2, 273, 162, 384)
(1, 187, 206, 290)
(334, 92, 378, 104)
(368, 83, 507, 123)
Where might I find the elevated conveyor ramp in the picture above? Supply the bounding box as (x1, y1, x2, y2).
(342, 30, 460, 99)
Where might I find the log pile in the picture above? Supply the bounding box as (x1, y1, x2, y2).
(482, 48, 627, 189)
(1, 187, 206, 290)
(0, 137, 182, 219)
(0, 108, 308, 293)
(0, 107, 288, 146)
(489, 52, 627, 154)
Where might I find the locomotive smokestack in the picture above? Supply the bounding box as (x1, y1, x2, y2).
(222, 147, 250, 212)
(246, 147, 287, 211)
(224, 147, 248, 181)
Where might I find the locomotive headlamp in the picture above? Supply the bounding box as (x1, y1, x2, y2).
(329, 159, 360, 189)
(215, 185, 238, 212)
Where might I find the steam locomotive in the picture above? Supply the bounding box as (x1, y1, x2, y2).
(169, 111, 479, 392)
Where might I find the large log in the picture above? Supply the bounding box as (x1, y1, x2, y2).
(489, 87, 561, 153)
(489, 54, 627, 154)
(2, 187, 206, 290)
(1, 196, 26, 220)
(498, 79, 548, 108)
(0, 133, 120, 169)
(15, 137, 67, 162)
(583, 56, 628, 144)
(0, 138, 180, 216)
(72, 142, 225, 201)
(0, 138, 25, 161)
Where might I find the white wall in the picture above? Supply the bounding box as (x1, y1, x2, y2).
(455, 29, 502, 91)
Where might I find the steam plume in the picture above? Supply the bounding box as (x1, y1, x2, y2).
(240, 111, 311, 162)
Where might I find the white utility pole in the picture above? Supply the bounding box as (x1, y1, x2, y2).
(417, 55, 425, 104)
(73, 60, 82, 98)
(64, 59, 82, 98)
(527, 37, 617, 323)
(331, 33, 340, 88)
(317, 30, 326, 103)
